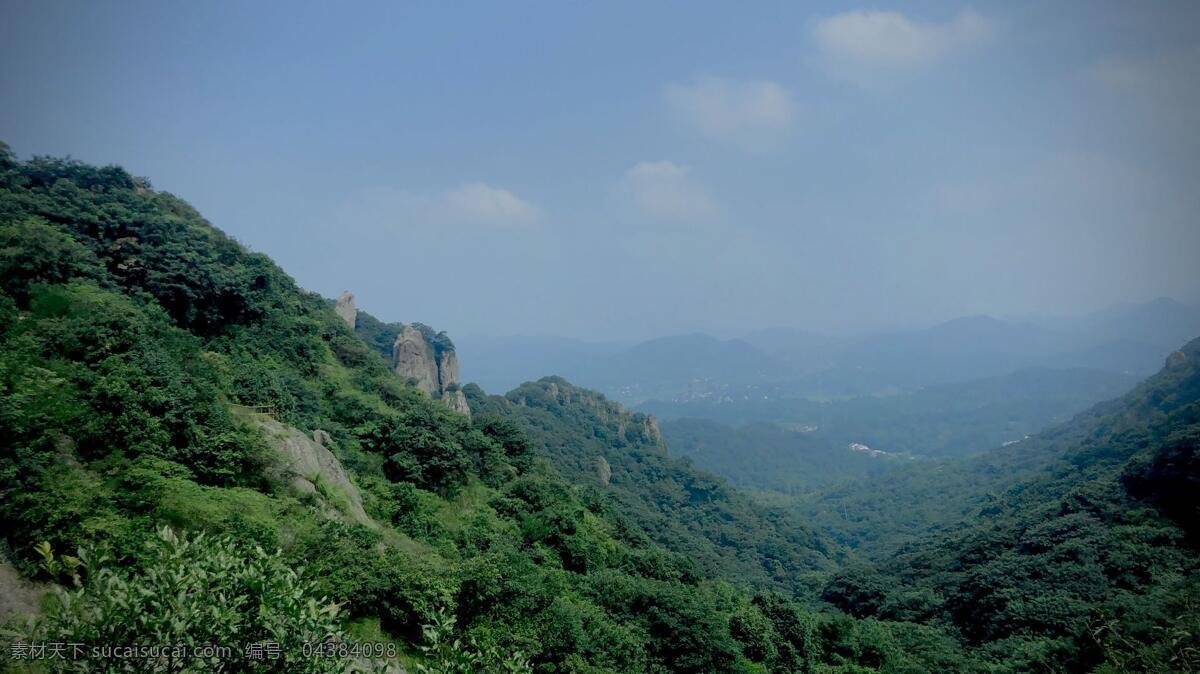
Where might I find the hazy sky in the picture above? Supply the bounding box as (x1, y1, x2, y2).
(3, 1, 1198, 339)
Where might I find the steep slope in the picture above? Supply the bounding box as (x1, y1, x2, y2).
(352, 308, 469, 414)
(6, 147, 1193, 673)
(466, 378, 835, 593)
(802, 344, 1198, 560)
(817, 339, 1200, 670)
(0, 152, 729, 670)
(0, 148, 990, 673)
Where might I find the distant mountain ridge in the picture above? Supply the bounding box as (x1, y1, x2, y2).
(751, 301, 1200, 388)
(463, 298, 1200, 406)
(461, 332, 787, 403)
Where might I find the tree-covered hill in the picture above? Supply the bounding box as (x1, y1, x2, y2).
(814, 338, 1200, 670)
(0, 147, 987, 672)
(661, 418, 896, 497)
(801, 342, 1199, 562)
(466, 378, 835, 594)
(2, 145, 1195, 672)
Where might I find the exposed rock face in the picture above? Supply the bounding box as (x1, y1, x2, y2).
(444, 389, 471, 416)
(438, 349, 460, 393)
(644, 415, 662, 443)
(393, 326, 441, 396)
(335, 291, 356, 329)
(391, 325, 469, 416)
(255, 417, 371, 526)
(596, 457, 612, 486)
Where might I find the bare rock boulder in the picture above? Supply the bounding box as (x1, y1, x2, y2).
(596, 457, 612, 486)
(255, 417, 371, 526)
(335, 291, 356, 329)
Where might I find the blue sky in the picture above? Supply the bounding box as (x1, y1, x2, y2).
(3, 1, 1198, 339)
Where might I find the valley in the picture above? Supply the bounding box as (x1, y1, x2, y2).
(1, 151, 1197, 672)
(3, 3, 1199, 671)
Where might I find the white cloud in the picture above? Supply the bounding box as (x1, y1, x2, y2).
(619, 161, 717, 221)
(443, 182, 541, 226)
(338, 182, 541, 231)
(663, 77, 797, 151)
(813, 9, 992, 77)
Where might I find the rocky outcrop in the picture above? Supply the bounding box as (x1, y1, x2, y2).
(512, 378, 664, 452)
(643, 415, 662, 443)
(0, 556, 48, 623)
(438, 349, 460, 392)
(444, 388, 471, 416)
(596, 457, 612, 486)
(254, 417, 371, 526)
(393, 325, 441, 396)
(391, 325, 470, 416)
(335, 291, 356, 329)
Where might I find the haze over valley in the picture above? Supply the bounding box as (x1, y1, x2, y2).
(2, 2, 1199, 672)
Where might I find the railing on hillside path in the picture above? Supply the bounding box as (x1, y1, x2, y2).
(233, 404, 279, 420)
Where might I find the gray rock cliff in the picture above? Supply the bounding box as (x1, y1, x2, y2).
(444, 388, 471, 416)
(335, 291, 356, 329)
(438, 349, 460, 392)
(391, 325, 470, 417)
(393, 325, 441, 396)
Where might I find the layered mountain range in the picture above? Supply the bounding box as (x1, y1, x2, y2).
(463, 300, 1200, 406)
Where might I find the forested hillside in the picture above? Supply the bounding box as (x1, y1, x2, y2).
(1, 148, 1195, 673)
(0, 149, 984, 672)
(661, 419, 897, 496)
(466, 379, 834, 593)
(814, 339, 1200, 670)
(801, 346, 1197, 562)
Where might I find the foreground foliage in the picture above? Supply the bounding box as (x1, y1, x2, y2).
(11, 527, 347, 673)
